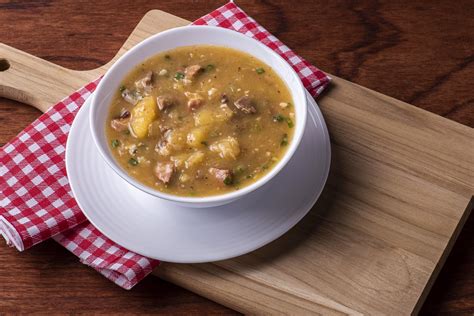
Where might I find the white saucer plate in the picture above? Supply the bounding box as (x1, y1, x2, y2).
(66, 91, 331, 263)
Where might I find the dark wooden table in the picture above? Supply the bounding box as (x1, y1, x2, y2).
(1, 1, 473, 314)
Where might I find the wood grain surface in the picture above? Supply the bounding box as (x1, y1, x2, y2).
(0, 1, 473, 314)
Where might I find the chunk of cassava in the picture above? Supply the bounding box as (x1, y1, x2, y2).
(210, 136, 240, 160)
(185, 151, 205, 169)
(194, 109, 215, 126)
(187, 127, 209, 148)
(130, 96, 157, 138)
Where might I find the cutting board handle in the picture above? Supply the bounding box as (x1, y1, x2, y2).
(0, 43, 99, 113)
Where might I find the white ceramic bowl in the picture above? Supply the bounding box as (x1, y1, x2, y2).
(90, 25, 307, 208)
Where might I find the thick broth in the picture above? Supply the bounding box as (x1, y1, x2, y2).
(106, 45, 295, 196)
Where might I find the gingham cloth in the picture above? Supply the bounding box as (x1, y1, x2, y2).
(0, 1, 330, 289)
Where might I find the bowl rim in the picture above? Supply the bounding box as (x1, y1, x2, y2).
(89, 25, 307, 205)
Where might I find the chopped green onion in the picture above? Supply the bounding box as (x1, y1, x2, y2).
(206, 64, 215, 71)
(124, 130, 131, 135)
(223, 176, 233, 186)
(246, 174, 253, 179)
(128, 158, 139, 166)
(281, 133, 288, 146)
(273, 114, 284, 122)
(174, 72, 185, 80)
(256, 67, 265, 74)
(119, 85, 126, 92)
(111, 139, 120, 148)
(286, 118, 294, 128)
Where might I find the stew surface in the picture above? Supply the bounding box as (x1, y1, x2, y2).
(106, 45, 295, 196)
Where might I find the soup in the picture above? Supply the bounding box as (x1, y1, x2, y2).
(106, 45, 295, 196)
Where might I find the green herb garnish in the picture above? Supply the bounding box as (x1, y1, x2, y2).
(174, 72, 185, 80)
(119, 85, 126, 93)
(164, 54, 171, 60)
(281, 133, 288, 146)
(256, 67, 265, 74)
(128, 158, 139, 166)
(206, 64, 215, 71)
(273, 114, 284, 122)
(223, 176, 233, 186)
(286, 118, 294, 128)
(111, 139, 120, 148)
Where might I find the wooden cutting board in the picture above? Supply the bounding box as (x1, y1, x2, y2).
(1, 10, 472, 315)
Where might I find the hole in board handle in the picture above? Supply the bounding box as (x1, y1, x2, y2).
(0, 59, 11, 71)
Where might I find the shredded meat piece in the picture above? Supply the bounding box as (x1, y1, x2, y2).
(234, 96, 256, 114)
(184, 65, 203, 80)
(156, 95, 173, 111)
(184, 92, 204, 111)
(110, 118, 129, 132)
(187, 98, 203, 111)
(134, 70, 154, 92)
(159, 126, 171, 133)
(155, 140, 169, 156)
(221, 94, 229, 104)
(209, 168, 233, 184)
(155, 129, 172, 156)
(119, 110, 130, 119)
(154, 162, 174, 184)
(121, 89, 141, 104)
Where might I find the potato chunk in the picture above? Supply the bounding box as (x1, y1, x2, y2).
(185, 151, 205, 168)
(194, 105, 232, 127)
(156, 129, 187, 156)
(170, 150, 204, 170)
(130, 96, 157, 138)
(187, 127, 209, 148)
(194, 109, 215, 126)
(215, 104, 234, 122)
(148, 121, 162, 137)
(170, 153, 189, 168)
(167, 129, 187, 150)
(210, 136, 240, 160)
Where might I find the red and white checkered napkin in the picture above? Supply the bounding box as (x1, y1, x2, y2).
(0, 1, 330, 289)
